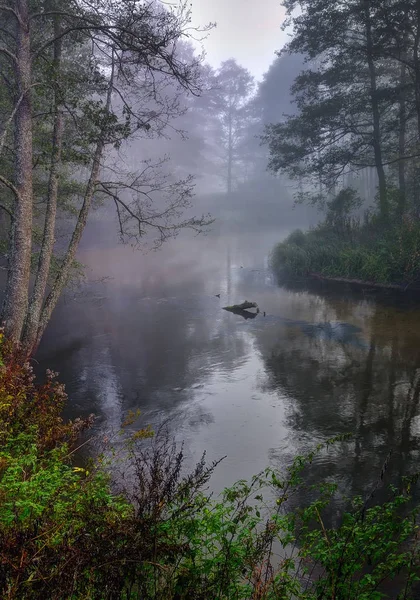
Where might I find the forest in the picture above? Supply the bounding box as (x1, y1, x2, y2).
(269, 0, 420, 287)
(2, 0, 420, 598)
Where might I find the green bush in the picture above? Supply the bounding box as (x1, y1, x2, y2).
(271, 215, 420, 286)
(1, 342, 420, 598)
(271, 241, 310, 277)
(285, 229, 307, 247)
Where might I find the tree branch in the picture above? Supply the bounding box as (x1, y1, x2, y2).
(0, 93, 24, 157)
(29, 5, 204, 94)
(0, 203, 13, 219)
(0, 175, 19, 199)
(0, 4, 22, 24)
(98, 177, 212, 250)
(0, 46, 17, 64)
(99, 185, 146, 236)
(113, 197, 124, 238)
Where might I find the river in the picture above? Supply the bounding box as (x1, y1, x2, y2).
(37, 227, 420, 503)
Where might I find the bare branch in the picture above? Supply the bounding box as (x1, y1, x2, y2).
(113, 197, 124, 238)
(99, 185, 146, 236)
(0, 175, 19, 199)
(0, 46, 17, 64)
(97, 168, 212, 250)
(0, 4, 22, 24)
(0, 93, 24, 157)
(0, 203, 13, 219)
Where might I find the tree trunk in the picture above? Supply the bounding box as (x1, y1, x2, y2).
(22, 20, 63, 354)
(317, 148, 322, 199)
(31, 58, 115, 353)
(398, 60, 407, 218)
(413, 0, 420, 142)
(227, 106, 233, 195)
(2, 0, 33, 343)
(33, 143, 103, 351)
(363, 0, 388, 221)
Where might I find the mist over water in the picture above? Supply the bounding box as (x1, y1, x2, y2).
(37, 218, 420, 500)
(20, 11, 420, 510)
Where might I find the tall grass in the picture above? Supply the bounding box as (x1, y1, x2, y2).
(271, 216, 420, 287)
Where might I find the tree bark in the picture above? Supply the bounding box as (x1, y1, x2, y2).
(2, 0, 34, 343)
(398, 60, 407, 218)
(413, 0, 420, 142)
(363, 0, 388, 222)
(32, 57, 115, 353)
(227, 105, 233, 195)
(22, 19, 63, 354)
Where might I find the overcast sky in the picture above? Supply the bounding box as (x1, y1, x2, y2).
(189, 0, 289, 81)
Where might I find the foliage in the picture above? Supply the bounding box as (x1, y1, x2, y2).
(263, 0, 420, 223)
(1, 344, 420, 598)
(271, 193, 420, 286)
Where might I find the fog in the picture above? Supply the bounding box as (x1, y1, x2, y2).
(76, 47, 319, 255)
(28, 2, 387, 487)
(35, 11, 322, 466)
(5, 1, 420, 596)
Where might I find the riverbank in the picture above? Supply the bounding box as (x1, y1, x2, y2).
(2, 337, 420, 598)
(271, 217, 420, 290)
(308, 272, 420, 291)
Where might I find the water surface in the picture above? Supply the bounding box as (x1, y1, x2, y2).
(37, 229, 420, 498)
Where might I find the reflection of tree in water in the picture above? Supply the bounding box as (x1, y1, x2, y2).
(37, 265, 248, 437)
(254, 289, 420, 516)
(102, 283, 247, 413)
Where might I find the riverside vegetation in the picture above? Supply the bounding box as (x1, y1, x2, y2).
(1, 334, 420, 599)
(271, 190, 420, 287)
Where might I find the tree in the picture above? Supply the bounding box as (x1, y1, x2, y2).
(236, 52, 306, 183)
(255, 52, 305, 125)
(148, 58, 258, 195)
(133, 51, 222, 194)
(211, 59, 255, 195)
(0, 0, 212, 354)
(262, 0, 420, 221)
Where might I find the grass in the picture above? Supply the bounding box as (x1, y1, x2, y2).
(271, 216, 420, 288)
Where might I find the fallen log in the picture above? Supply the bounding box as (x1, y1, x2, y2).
(223, 301, 259, 311)
(223, 301, 260, 320)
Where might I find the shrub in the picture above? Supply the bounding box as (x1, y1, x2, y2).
(271, 241, 310, 277)
(1, 343, 420, 598)
(271, 213, 420, 286)
(285, 229, 307, 247)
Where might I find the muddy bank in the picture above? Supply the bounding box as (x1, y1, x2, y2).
(308, 272, 420, 292)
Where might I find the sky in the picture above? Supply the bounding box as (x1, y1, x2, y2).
(189, 0, 289, 81)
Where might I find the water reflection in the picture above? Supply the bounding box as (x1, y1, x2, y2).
(254, 283, 420, 506)
(36, 230, 420, 498)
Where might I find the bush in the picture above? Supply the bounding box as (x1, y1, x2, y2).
(271, 241, 310, 277)
(1, 342, 420, 598)
(285, 229, 307, 247)
(271, 214, 420, 286)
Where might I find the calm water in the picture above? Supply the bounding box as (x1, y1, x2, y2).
(37, 228, 420, 499)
